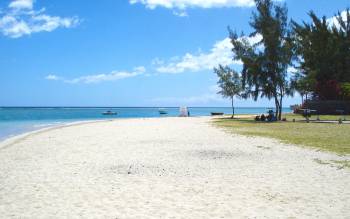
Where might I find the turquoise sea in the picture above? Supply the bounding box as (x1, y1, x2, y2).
(0, 107, 292, 141)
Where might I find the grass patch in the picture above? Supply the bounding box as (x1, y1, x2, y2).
(214, 114, 350, 155)
(313, 158, 331, 165)
(331, 160, 350, 169)
(313, 159, 350, 169)
(257, 145, 271, 150)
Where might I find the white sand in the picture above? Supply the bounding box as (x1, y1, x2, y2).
(0, 117, 349, 218)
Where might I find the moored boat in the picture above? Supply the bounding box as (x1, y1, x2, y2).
(211, 112, 224, 116)
(102, 110, 118, 115)
(158, 108, 168, 115)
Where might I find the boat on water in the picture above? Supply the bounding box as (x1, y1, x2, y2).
(211, 112, 224, 116)
(158, 108, 168, 115)
(102, 110, 118, 115)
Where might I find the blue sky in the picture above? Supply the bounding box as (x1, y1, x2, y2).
(0, 0, 349, 107)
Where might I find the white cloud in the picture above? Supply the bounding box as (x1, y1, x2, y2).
(45, 74, 60, 80)
(154, 38, 236, 74)
(133, 66, 146, 73)
(130, 0, 285, 17)
(46, 67, 146, 84)
(0, 0, 80, 38)
(129, 0, 255, 10)
(9, 0, 33, 10)
(151, 85, 226, 105)
(237, 34, 262, 46)
(31, 14, 79, 32)
(151, 94, 222, 104)
(327, 10, 349, 29)
(129, 0, 256, 17)
(154, 34, 262, 74)
(173, 10, 188, 17)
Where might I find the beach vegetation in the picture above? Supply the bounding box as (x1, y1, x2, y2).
(216, 1, 350, 118)
(228, 0, 295, 120)
(214, 114, 350, 155)
(214, 65, 243, 118)
(291, 9, 350, 101)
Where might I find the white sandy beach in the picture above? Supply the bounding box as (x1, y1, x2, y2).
(0, 117, 349, 218)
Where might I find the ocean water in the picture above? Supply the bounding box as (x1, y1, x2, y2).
(0, 107, 291, 141)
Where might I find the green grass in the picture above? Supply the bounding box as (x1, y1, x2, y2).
(332, 160, 350, 169)
(214, 114, 350, 155)
(313, 159, 350, 169)
(282, 113, 348, 121)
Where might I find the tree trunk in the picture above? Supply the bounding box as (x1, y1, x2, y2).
(279, 95, 283, 120)
(274, 96, 280, 119)
(231, 97, 235, 119)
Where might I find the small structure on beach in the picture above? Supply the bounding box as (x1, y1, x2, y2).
(302, 101, 350, 115)
(179, 107, 189, 117)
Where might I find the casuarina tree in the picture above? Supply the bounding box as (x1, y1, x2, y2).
(292, 9, 350, 100)
(229, 0, 294, 120)
(214, 65, 242, 118)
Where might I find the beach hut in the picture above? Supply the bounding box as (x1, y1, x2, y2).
(179, 106, 189, 117)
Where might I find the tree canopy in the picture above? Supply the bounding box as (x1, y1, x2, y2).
(229, 0, 294, 120)
(214, 65, 242, 118)
(292, 9, 350, 100)
(214, 1, 349, 117)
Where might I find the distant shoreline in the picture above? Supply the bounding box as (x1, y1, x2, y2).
(0, 119, 111, 149)
(0, 107, 292, 141)
(0, 106, 291, 109)
(0, 115, 219, 144)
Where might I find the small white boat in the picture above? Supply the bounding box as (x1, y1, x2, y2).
(158, 108, 168, 115)
(211, 112, 224, 116)
(102, 110, 118, 115)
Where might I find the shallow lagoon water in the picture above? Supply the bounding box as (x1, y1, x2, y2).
(0, 107, 291, 140)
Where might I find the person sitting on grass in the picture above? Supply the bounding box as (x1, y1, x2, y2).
(267, 110, 277, 122)
(255, 115, 260, 121)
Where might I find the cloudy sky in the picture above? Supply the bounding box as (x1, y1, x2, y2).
(0, 0, 349, 107)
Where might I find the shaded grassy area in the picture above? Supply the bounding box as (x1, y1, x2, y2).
(214, 114, 350, 155)
(281, 113, 348, 121)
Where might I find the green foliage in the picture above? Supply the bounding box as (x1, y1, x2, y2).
(341, 82, 350, 100)
(214, 65, 242, 99)
(292, 9, 350, 100)
(291, 72, 316, 102)
(229, 0, 294, 120)
(214, 65, 242, 118)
